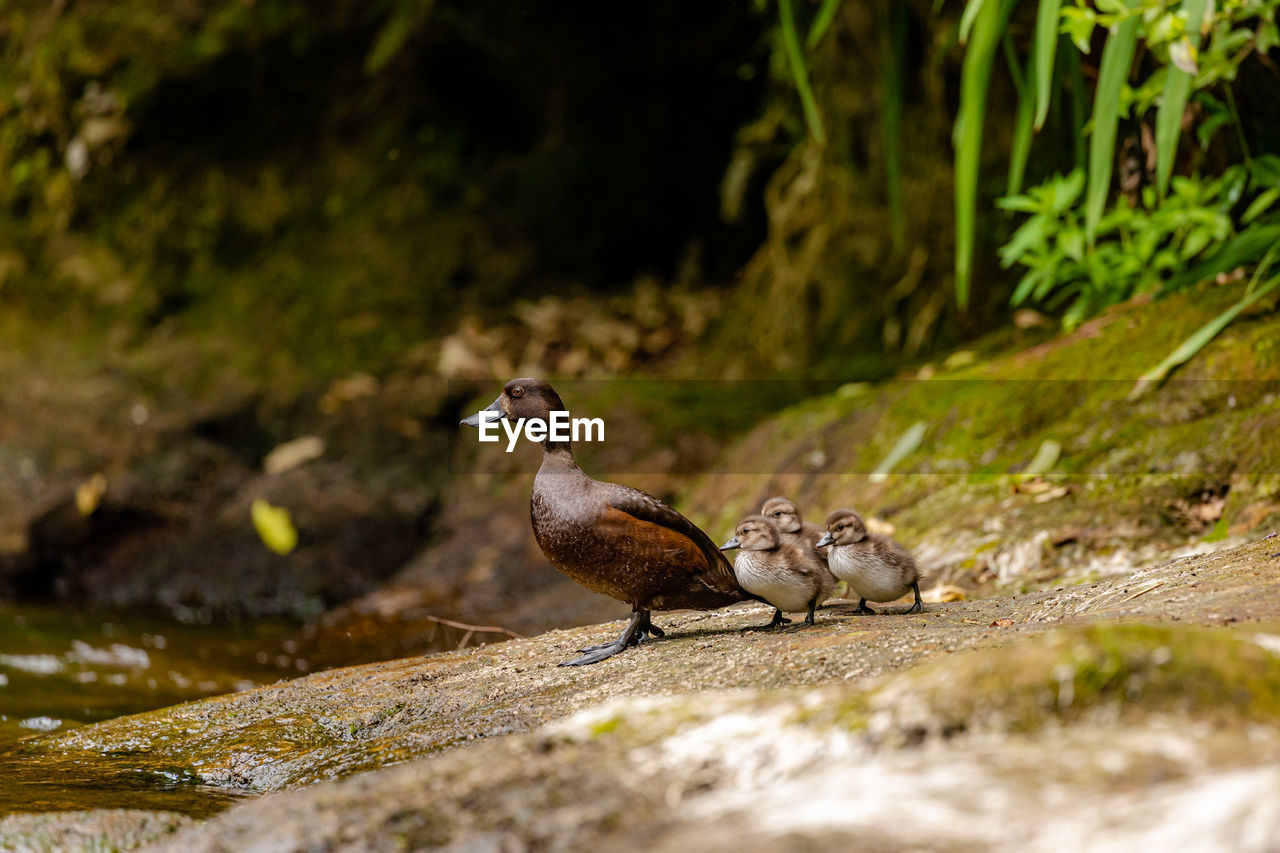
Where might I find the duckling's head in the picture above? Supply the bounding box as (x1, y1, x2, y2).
(760, 497, 804, 534)
(460, 378, 566, 426)
(816, 509, 868, 548)
(719, 515, 781, 552)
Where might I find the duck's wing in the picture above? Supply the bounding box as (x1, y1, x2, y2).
(598, 481, 738, 585)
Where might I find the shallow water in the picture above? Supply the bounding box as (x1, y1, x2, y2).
(0, 603, 307, 816)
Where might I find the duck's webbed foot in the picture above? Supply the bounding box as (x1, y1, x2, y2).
(744, 608, 790, 632)
(565, 610, 660, 665)
(857, 599, 877, 615)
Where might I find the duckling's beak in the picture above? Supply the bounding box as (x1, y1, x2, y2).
(460, 396, 504, 427)
(815, 532, 834, 548)
(719, 536, 740, 551)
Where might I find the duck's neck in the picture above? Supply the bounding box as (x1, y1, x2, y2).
(541, 441, 576, 465)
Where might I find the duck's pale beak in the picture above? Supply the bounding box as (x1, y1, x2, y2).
(719, 536, 740, 551)
(460, 396, 504, 427)
(815, 532, 834, 548)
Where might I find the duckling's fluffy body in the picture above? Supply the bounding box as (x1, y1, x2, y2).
(732, 548, 834, 613)
(827, 537, 917, 603)
(821, 509, 922, 614)
(724, 515, 835, 627)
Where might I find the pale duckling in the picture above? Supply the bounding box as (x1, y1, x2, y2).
(720, 515, 836, 629)
(817, 509, 922, 615)
(761, 496, 830, 564)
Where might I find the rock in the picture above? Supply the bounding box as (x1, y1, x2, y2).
(0, 810, 191, 852)
(2, 540, 1279, 851)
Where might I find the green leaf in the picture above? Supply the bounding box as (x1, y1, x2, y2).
(996, 194, 1040, 213)
(1242, 189, 1280, 225)
(251, 499, 298, 556)
(1154, 0, 1210, 199)
(807, 0, 843, 48)
(1085, 6, 1141, 244)
(1000, 214, 1048, 267)
(1180, 224, 1213, 260)
(1004, 33, 1036, 195)
(1022, 439, 1062, 477)
(870, 420, 928, 483)
(1032, 0, 1063, 129)
(1196, 110, 1231, 149)
(1250, 155, 1280, 190)
(1060, 7, 1098, 53)
(953, 0, 1018, 308)
(1162, 223, 1280, 293)
(779, 0, 826, 145)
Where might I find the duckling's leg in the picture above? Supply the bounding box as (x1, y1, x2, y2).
(857, 598, 877, 615)
(745, 608, 790, 631)
(783, 599, 819, 631)
(563, 610, 654, 666)
(907, 580, 924, 614)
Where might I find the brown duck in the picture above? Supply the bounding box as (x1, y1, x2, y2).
(461, 378, 751, 665)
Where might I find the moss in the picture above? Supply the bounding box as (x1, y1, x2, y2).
(850, 623, 1280, 741)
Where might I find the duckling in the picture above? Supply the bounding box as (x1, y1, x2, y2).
(461, 379, 753, 666)
(720, 515, 836, 630)
(761, 496, 830, 563)
(817, 509, 922, 614)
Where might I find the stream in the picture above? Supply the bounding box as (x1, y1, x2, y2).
(0, 603, 314, 817)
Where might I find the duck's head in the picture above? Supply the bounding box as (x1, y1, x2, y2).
(816, 509, 868, 548)
(720, 515, 781, 552)
(760, 497, 804, 534)
(460, 378, 566, 426)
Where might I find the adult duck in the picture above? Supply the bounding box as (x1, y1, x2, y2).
(461, 378, 751, 665)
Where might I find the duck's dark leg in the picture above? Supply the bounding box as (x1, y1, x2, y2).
(857, 598, 877, 615)
(564, 610, 655, 665)
(744, 608, 790, 631)
(784, 599, 820, 631)
(907, 580, 924, 614)
(575, 610, 663, 654)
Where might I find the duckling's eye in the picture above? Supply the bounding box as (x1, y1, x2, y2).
(837, 524, 845, 530)
(511, 386, 525, 398)
(772, 511, 782, 517)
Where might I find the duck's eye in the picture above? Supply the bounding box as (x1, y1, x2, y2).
(773, 511, 782, 517)
(511, 386, 525, 398)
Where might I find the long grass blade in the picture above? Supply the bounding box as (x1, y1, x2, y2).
(954, 0, 1018, 308)
(1003, 32, 1035, 195)
(880, 0, 906, 250)
(1155, 0, 1210, 198)
(1066, 39, 1087, 169)
(779, 0, 827, 145)
(870, 420, 928, 482)
(1032, 0, 1063, 129)
(807, 0, 843, 48)
(959, 0, 986, 44)
(1130, 266, 1280, 399)
(1085, 7, 1140, 244)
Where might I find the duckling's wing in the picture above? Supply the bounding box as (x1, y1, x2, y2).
(599, 482, 737, 584)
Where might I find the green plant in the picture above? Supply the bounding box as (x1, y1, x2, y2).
(998, 157, 1280, 328)
(953, 0, 1280, 311)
